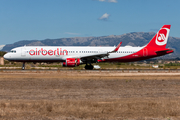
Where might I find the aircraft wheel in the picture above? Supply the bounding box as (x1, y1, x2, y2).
(90, 65, 94, 70)
(85, 65, 89, 70)
(22, 62, 25, 70)
(85, 64, 94, 70)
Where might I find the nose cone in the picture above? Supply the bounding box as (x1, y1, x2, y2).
(3, 53, 9, 60)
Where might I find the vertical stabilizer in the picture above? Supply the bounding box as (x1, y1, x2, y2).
(146, 25, 171, 50)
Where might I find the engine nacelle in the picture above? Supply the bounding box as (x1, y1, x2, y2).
(62, 58, 80, 67)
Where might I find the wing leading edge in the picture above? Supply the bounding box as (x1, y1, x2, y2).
(78, 42, 122, 60)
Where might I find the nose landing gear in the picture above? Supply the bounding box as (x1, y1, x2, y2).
(22, 62, 25, 70)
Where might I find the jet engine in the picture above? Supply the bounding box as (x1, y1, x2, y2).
(62, 58, 80, 67)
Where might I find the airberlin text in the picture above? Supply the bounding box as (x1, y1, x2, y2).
(29, 48, 68, 56)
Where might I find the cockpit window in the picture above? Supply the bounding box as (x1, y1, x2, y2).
(10, 50, 16, 53)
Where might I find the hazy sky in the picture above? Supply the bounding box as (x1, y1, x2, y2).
(0, 0, 180, 45)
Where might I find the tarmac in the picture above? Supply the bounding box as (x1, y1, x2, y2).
(1, 67, 180, 73)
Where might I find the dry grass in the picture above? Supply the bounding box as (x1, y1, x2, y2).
(1, 99, 180, 120)
(0, 71, 180, 120)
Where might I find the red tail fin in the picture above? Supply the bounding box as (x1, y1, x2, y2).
(146, 25, 171, 50)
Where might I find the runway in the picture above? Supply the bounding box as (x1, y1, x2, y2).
(1, 68, 180, 73)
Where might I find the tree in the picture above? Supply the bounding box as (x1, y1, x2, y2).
(0, 51, 6, 57)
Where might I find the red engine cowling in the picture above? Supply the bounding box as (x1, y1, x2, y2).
(63, 58, 80, 67)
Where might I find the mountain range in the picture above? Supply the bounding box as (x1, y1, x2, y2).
(0, 45, 5, 50)
(2, 32, 180, 58)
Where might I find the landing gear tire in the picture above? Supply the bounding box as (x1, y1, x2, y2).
(85, 64, 93, 70)
(22, 62, 25, 70)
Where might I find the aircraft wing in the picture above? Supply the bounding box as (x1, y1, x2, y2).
(80, 42, 122, 60)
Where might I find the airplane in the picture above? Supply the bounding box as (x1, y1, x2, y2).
(3, 25, 173, 70)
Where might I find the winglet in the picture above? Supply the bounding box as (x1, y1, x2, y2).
(110, 42, 122, 53)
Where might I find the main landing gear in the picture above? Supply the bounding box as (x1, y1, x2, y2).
(22, 62, 25, 70)
(85, 64, 94, 70)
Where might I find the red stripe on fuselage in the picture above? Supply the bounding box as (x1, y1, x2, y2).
(101, 47, 172, 62)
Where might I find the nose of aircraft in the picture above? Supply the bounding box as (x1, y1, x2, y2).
(3, 53, 9, 60)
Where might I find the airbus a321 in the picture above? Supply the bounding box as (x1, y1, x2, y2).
(3, 25, 173, 70)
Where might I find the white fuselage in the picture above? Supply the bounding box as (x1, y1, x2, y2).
(4, 46, 143, 62)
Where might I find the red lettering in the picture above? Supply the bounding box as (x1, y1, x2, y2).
(29, 48, 68, 56)
(48, 50, 53, 56)
(63, 50, 68, 55)
(54, 50, 56, 55)
(60, 48, 62, 55)
(41, 48, 47, 56)
(29, 50, 35, 56)
(57, 48, 59, 55)
(38, 49, 40, 55)
(36, 48, 37, 55)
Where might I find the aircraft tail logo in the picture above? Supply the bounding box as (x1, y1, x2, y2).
(155, 27, 169, 46)
(146, 25, 171, 49)
(158, 34, 166, 42)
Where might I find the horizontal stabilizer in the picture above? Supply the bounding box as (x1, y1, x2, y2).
(155, 49, 174, 54)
